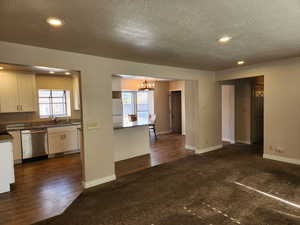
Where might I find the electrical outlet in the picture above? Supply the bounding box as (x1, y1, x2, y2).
(275, 147, 284, 154)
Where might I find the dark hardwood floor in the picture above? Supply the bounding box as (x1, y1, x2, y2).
(0, 133, 192, 225)
(0, 155, 83, 225)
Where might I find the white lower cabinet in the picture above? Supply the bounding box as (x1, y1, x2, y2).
(48, 126, 79, 155)
(0, 141, 15, 193)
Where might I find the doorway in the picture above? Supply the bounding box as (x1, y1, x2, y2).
(221, 76, 264, 150)
(0, 62, 84, 225)
(170, 90, 182, 134)
(251, 76, 264, 144)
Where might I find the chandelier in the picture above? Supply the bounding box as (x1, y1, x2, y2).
(138, 80, 155, 91)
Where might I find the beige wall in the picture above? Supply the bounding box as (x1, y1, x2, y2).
(121, 78, 141, 90)
(0, 73, 81, 123)
(0, 41, 217, 187)
(221, 85, 235, 143)
(217, 57, 300, 162)
(154, 81, 170, 133)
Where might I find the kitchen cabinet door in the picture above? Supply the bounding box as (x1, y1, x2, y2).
(0, 71, 19, 113)
(48, 126, 79, 154)
(48, 133, 65, 154)
(8, 131, 22, 162)
(64, 130, 78, 151)
(17, 73, 36, 112)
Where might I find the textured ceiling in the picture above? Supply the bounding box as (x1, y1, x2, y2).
(1, 0, 300, 70)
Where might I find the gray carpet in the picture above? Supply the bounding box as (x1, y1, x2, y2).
(34, 144, 300, 225)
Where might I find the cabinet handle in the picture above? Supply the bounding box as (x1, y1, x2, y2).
(21, 105, 23, 111)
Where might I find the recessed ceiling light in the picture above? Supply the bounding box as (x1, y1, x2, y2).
(49, 71, 55, 74)
(65, 72, 71, 75)
(237, 60, 245, 65)
(47, 17, 63, 27)
(218, 36, 232, 43)
(0, 66, 3, 70)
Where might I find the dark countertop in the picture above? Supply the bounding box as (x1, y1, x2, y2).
(113, 120, 151, 130)
(0, 133, 13, 143)
(6, 122, 81, 131)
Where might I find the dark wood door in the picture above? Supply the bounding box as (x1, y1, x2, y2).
(251, 84, 264, 144)
(171, 91, 182, 133)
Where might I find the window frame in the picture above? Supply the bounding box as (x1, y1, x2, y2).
(38, 89, 70, 118)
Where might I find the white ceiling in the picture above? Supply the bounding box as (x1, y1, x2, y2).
(1, 0, 300, 70)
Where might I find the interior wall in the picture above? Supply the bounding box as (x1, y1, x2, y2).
(221, 85, 235, 143)
(169, 80, 186, 135)
(0, 73, 81, 124)
(120, 78, 141, 90)
(154, 81, 170, 133)
(216, 57, 300, 163)
(0, 41, 217, 187)
(235, 79, 252, 144)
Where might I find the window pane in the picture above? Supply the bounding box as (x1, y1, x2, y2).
(52, 103, 66, 116)
(137, 91, 149, 113)
(52, 90, 65, 97)
(39, 98, 50, 104)
(122, 92, 135, 122)
(39, 104, 51, 117)
(122, 93, 132, 104)
(52, 97, 65, 103)
(38, 89, 68, 118)
(137, 91, 148, 104)
(39, 90, 51, 97)
(137, 112, 149, 123)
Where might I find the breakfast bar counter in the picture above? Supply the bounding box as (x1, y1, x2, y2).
(113, 120, 150, 162)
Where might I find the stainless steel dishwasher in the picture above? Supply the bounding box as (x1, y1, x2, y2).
(21, 129, 48, 161)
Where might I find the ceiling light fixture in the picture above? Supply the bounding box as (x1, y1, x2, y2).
(49, 71, 55, 74)
(47, 17, 63, 27)
(65, 72, 71, 75)
(138, 80, 155, 91)
(218, 36, 232, 43)
(0, 66, 3, 70)
(237, 60, 245, 65)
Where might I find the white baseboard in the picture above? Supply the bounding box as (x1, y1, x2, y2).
(236, 140, 251, 145)
(222, 138, 235, 144)
(83, 174, 116, 189)
(196, 144, 223, 154)
(263, 154, 300, 166)
(185, 145, 197, 150)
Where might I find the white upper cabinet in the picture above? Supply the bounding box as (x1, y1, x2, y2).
(0, 72, 19, 113)
(0, 71, 36, 113)
(17, 73, 36, 112)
